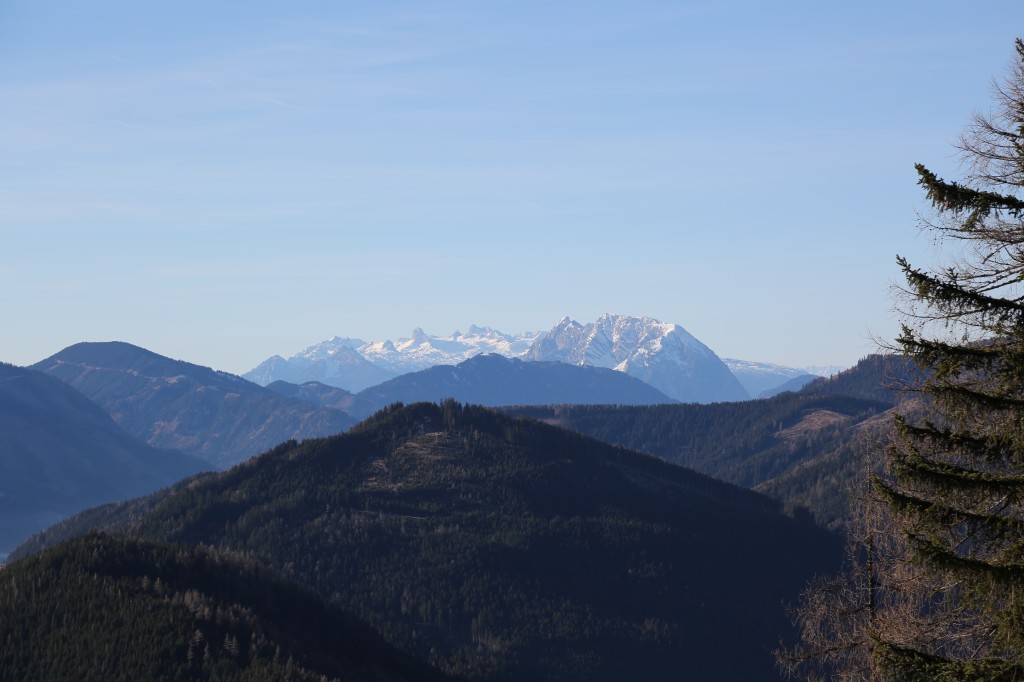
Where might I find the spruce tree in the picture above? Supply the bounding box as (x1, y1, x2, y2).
(867, 40, 1024, 680)
(873, 39, 1024, 679)
(781, 38, 1024, 681)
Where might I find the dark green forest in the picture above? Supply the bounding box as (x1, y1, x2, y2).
(507, 354, 917, 528)
(0, 532, 453, 682)
(12, 401, 842, 681)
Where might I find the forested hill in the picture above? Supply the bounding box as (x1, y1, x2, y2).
(506, 354, 919, 528)
(0, 533, 454, 682)
(12, 401, 842, 682)
(799, 353, 919, 402)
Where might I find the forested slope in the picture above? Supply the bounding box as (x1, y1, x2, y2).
(0, 533, 453, 682)
(0, 362, 208, 554)
(508, 354, 918, 528)
(12, 401, 841, 681)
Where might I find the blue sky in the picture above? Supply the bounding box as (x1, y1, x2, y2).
(2, 1, 1022, 373)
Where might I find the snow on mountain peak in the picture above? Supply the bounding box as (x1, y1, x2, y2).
(553, 316, 580, 329)
(244, 315, 772, 403)
(527, 314, 747, 403)
(294, 337, 365, 361)
(355, 326, 543, 374)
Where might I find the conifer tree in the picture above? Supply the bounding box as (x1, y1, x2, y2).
(782, 38, 1024, 681)
(872, 38, 1024, 679)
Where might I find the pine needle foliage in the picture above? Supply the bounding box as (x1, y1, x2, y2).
(781, 38, 1024, 681)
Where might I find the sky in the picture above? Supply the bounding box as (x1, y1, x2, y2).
(2, 1, 1023, 374)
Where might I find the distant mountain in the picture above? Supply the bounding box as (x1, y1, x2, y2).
(245, 326, 543, 391)
(360, 325, 543, 374)
(245, 338, 396, 392)
(264, 379, 356, 411)
(0, 533, 453, 681)
(800, 364, 848, 378)
(757, 373, 819, 398)
(32, 342, 355, 469)
(527, 314, 748, 403)
(507, 354, 920, 529)
(346, 353, 676, 419)
(722, 358, 813, 397)
(15, 401, 841, 682)
(0, 362, 206, 555)
(246, 316, 754, 404)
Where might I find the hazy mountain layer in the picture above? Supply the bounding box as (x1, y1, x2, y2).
(346, 353, 676, 418)
(0, 362, 207, 555)
(758, 373, 818, 398)
(32, 342, 355, 468)
(245, 340, 396, 393)
(722, 358, 814, 396)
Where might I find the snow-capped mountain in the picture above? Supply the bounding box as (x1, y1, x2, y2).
(800, 364, 847, 378)
(722, 358, 814, 398)
(244, 337, 396, 393)
(244, 326, 542, 392)
(244, 316, 819, 403)
(526, 314, 749, 403)
(359, 325, 543, 374)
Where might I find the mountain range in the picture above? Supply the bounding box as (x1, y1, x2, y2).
(0, 324, 893, 681)
(245, 314, 807, 403)
(2, 339, 681, 554)
(245, 325, 544, 393)
(361, 324, 543, 373)
(245, 339, 397, 393)
(5, 338, 883, 554)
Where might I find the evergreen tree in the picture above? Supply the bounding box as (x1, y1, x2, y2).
(782, 38, 1024, 681)
(872, 39, 1024, 679)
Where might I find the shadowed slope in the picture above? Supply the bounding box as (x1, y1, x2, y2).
(0, 362, 207, 554)
(0, 533, 455, 681)
(16, 401, 841, 681)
